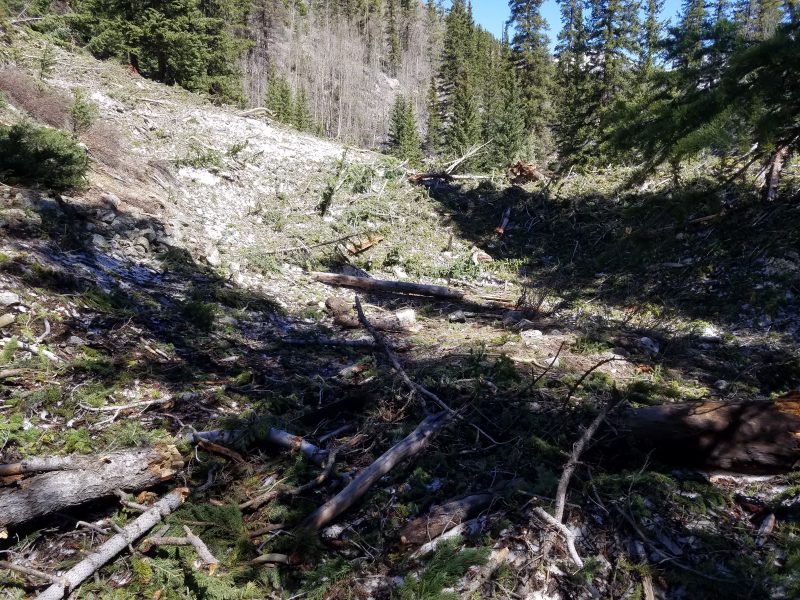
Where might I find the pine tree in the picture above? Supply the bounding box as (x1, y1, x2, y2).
(506, 0, 554, 143)
(481, 43, 526, 168)
(386, 0, 402, 76)
(640, 0, 664, 77)
(293, 86, 314, 132)
(388, 95, 422, 165)
(438, 0, 481, 158)
(266, 72, 294, 124)
(73, 0, 250, 103)
(425, 77, 442, 154)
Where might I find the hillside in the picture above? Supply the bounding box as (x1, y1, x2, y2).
(1, 28, 800, 600)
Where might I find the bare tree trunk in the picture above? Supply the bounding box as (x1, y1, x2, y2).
(763, 145, 789, 202)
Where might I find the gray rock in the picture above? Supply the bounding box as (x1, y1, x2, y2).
(205, 246, 221, 267)
(91, 234, 109, 249)
(100, 210, 116, 224)
(0, 313, 15, 329)
(67, 335, 86, 346)
(515, 319, 539, 331)
(133, 236, 150, 252)
(714, 380, 729, 391)
(0, 291, 21, 306)
(521, 329, 544, 347)
(448, 310, 467, 323)
(639, 336, 660, 354)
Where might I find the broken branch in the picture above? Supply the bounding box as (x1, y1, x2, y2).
(36, 488, 188, 600)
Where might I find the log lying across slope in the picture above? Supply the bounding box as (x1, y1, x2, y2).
(618, 394, 800, 472)
(0, 445, 183, 532)
(311, 272, 465, 300)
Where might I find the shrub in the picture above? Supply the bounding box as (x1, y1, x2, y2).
(69, 89, 98, 135)
(0, 122, 89, 191)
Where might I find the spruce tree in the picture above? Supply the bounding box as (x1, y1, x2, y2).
(73, 0, 250, 103)
(438, 0, 481, 158)
(506, 0, 554, 144)
(425, 77, 442, 154)
(388, 95, 422, 165)
(481, 43, 526, 169)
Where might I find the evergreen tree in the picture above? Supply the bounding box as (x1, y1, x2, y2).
(293, 86, 314, 132)
(481, 43, 526, 168)
(388, 95, 422, 165)
(266, 72, 294, 123)
(425, 77, 442, 154)
(438, 0, 481, 158)
(553, 0, 590, 160)
(386, 0, 402, 75)
(506, 0, 554, 143)
(73, 0, 250, 103)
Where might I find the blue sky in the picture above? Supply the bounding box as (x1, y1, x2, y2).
(468, 0, 685, 48)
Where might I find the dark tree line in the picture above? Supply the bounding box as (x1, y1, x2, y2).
(13, 0, 800, 186)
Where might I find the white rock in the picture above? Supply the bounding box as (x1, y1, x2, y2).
(0, 291, 21, 306)
(521, 329, 544, 347)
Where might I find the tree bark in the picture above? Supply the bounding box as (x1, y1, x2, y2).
(311, 272, 464, 299)
(616, 394, 800, 472)
(0, 445, 183, 532)
(763, 145, 789, 202)
(399, 493, 494, 545)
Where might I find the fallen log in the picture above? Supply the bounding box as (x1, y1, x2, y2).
(399, 493, 494, 545)
(0, 445, 183, 533)
(616, 393, 800, 473)
(189, 427, 328, 466)
(311, 272, 464, 300)
(302, 411, 452, 531)
(36, 488, 187, 600)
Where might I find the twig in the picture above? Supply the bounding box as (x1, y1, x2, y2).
(1, 338, 61, 362)
(354, 296, 454, 414)
(0, 560, 66, 585)
(79, 397, 172, 413)
(250, 553, 289, 565)
(196, 439, 245, 464)
(301, 412, 450, 531)
(35, 319, 51, 344)
(264, 232, 364, 255)
(533, 507, 583, 568)
(114, 490, 150, 512)
(183, 526, 220, 572)
(240, 450, 337, 510)
(249, 524, 287, 538)
(356, 296, 500, 445)
(538, 387, 624, 564)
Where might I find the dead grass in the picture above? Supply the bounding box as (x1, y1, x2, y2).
(0, 64, 122, 167)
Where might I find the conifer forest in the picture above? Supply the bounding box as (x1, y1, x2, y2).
(0, 0, 799, 598)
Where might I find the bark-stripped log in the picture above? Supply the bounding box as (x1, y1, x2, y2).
(189, 428, 327, 466)
(35, 488, 187, 600)
(311, 272, 465, 300)
(617, 394, 800, 472)
(0, 445, 183, 531)
(302, 411, 452, 530)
